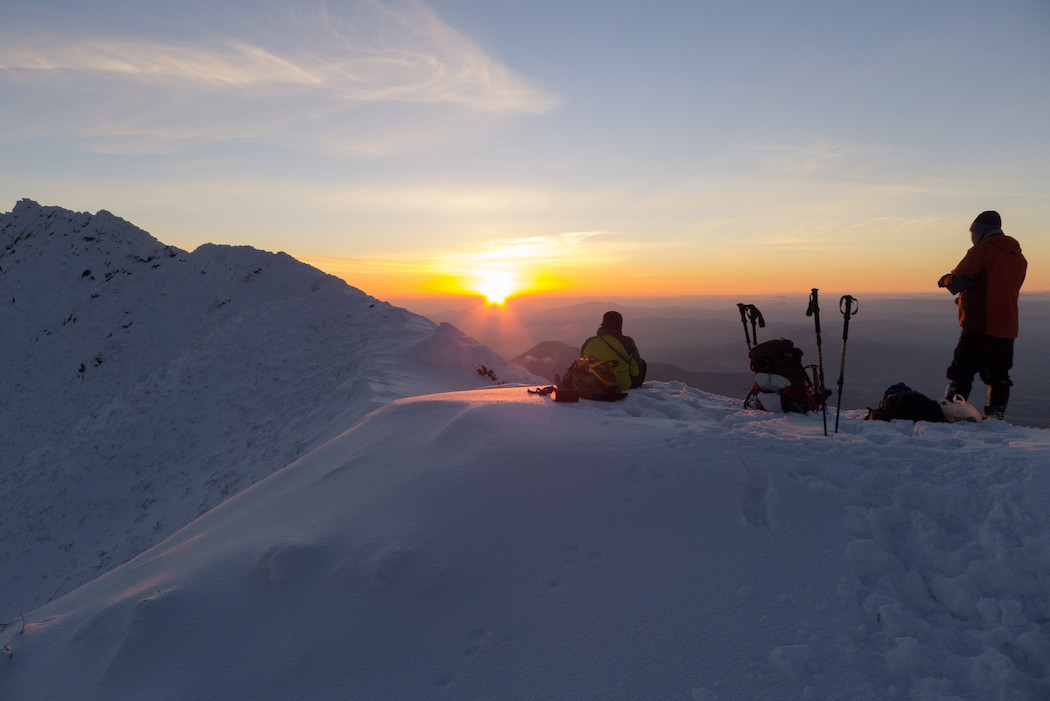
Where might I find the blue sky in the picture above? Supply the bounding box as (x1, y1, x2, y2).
(2, 0, 1048, 299)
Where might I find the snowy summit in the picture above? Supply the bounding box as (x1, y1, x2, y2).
(0, 199, 537, 619)
(2, 201, 1049, 700)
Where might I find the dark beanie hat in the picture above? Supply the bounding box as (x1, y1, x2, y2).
(601, 310, 623, 330)
(971, 211, 1001, 231)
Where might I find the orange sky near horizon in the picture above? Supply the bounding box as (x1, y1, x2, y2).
(295, 207, 1047, 305)
(301, 240, 1046, 305)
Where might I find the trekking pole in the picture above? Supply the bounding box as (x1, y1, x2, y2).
(834, 295, 858, 433)
(746, 305, 764, 347)
(736, 303, 752, 349)
(736, 304, 765, 350)
(806, 289, 828, 436)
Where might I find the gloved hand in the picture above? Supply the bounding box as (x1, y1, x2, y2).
(939, 272, 972, 294)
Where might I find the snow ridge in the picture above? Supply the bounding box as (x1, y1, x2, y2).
(0, 199, 539, 619)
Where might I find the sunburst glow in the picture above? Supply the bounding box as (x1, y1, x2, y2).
(475, 269, 517, 305)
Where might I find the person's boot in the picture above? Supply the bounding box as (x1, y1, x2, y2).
(984, 383, 1011, 420)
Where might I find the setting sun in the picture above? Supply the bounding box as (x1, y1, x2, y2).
(475, 269, 517, 304)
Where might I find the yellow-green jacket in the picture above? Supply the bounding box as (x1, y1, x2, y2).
(580, 330, 645, 391)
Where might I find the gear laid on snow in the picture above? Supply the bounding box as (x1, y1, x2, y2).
(866, 383, 983, 423)
(744, 338, 826, 414)
(866, 384, 946, 423)
(528, 385, 580, 403)
(738, 302, 827, 416)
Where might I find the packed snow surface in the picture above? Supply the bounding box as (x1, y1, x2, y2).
(3, 384, 1049, 700)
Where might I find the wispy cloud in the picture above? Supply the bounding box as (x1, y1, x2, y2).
(301, 232, 625, 279)
(429, 233, 614, 269)
(0, 0, 559, 154)
(750, 139, 904, 179)
(0, 39, 321, 88)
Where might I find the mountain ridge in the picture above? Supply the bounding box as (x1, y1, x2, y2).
(0, 199, 540, 618)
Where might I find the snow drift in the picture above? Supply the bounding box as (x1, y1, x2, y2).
(2, 384, 1049, 700)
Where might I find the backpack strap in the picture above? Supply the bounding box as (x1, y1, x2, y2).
(597, 334, 631, 364)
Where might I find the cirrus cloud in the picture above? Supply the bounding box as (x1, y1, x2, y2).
(0, 0, 559, 154)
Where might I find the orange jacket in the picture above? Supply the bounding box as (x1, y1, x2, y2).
(952, 234, 1027, 338)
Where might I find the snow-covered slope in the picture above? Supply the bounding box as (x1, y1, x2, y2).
(2, 384, 1048, 700)
(0, 199, 539, 619)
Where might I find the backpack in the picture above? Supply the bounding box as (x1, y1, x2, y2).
(581, 334, 635, 390)
(744, 338, 825, 413)
(556, 358, 627, 402)
(866, 383, 946, 423)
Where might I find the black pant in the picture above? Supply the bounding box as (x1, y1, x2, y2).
(946, 329, 1014, 407)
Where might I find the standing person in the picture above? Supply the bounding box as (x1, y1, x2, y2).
(937, 210, 1027, 419)
(581, 311, 647, 390)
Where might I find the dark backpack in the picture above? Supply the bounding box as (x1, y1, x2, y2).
(745, 338, 825, 413)
(867, 383, 946, 423)
(556, 358, 627, 402)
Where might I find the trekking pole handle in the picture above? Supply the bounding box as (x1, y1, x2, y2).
(747, 304, 765, 328)
(736, 303, 753, 349)
(840, 295, 857, 318)
(806, 288, 819, 325)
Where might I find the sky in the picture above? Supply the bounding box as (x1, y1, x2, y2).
(2, 0, 1048, 303)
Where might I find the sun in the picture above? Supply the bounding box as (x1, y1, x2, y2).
(475, 269, 517, 305)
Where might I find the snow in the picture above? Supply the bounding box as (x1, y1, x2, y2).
(4, 390, 1050, 700)
(0, 199, 538, 619)
(3, 201, 1050, 700)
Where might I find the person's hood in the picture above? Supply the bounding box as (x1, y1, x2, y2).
(981, 233, 1023, 256)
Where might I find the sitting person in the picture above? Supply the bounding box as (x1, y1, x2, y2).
(580, 311, 647, 390)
